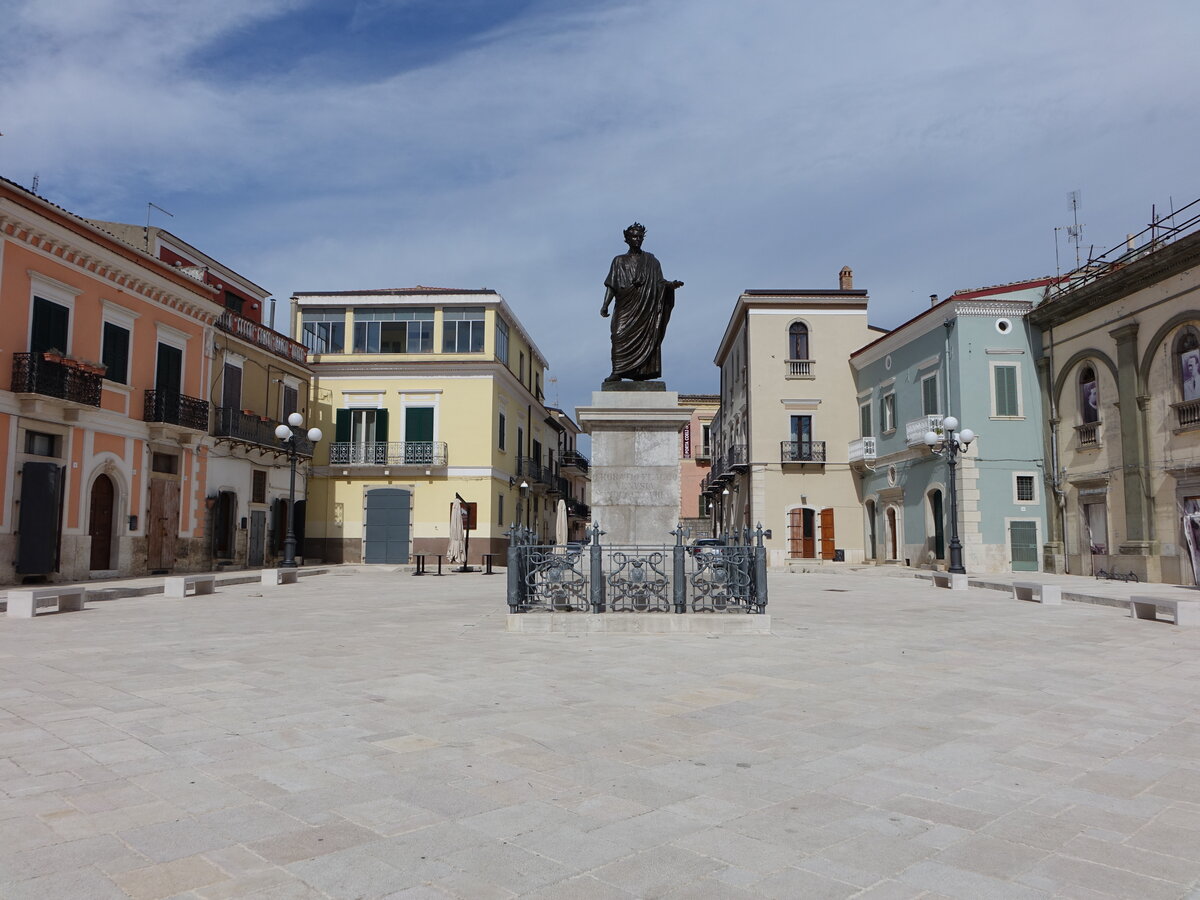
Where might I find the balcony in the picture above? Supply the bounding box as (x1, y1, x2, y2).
(518, 456, 557, 490)
(1075, 421, 1102, 448)
(726, 444, 748, 470)
(216, 310, 307, 365)
(11, 353, 103, 408)
(785, 358, 815, 379)
(329, 441, 447, 467)
(781, 440, 826, 463)
(561, 450, 590, 473)
(567, 498, 590, 519)
(213, 407, 313, 456)
(848, 436, 877, 464)
(907, 414, 944, 447)
(695, 447, 711, 462)
(144, 390, 210, 431)
(1173, 398, 1200, 431)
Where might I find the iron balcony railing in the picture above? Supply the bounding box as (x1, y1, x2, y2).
(786, 358, 815, 378)
(848, 436, 877, 463)
(567, 498, 590, 518)
(725, 444, 748, 470)
(216, 310, 308, 365)
(144, 390, 210, 431)
(213, 407, 313, 455)
(1174, 398, 1200, 430)
(329, 441, 447, 466)
(517, 456, 557, 488)
(781, 440, 827, 463)
(560, 450, 590, 473)
(11, 353, 103, 407)
(907, 414, 944, 446)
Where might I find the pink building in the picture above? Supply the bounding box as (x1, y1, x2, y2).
(678, 394, 718, 535)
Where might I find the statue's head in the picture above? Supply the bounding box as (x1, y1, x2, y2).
(623, 222, 646, 241)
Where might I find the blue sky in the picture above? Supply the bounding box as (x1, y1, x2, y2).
(3, 0, 1199, 414)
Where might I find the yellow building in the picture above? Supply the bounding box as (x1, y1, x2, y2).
(292, 288, 578, 563)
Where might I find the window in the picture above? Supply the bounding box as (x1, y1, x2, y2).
(519, 352, 526, 385)
(442, 307, 485, 353)
(498, 411, 507, 451)
(224, 291, 245, 315)
(301, 309, 345, 354)
(701, 423, 711, 456)
(282, 384, 298, 420)
(354, 307, 433, 353)
(881, 394, 896, 433)
(992, 364, 1021, 417)
(1177, 328, 1200, 402)
(532, 439, 542, 465)
(24, 431, 58, 457)
(788, 321, 809, 360)
(498, 493, 504, 525)
(921, 375, 939, 416)
(252, 469, 267, 504)
(517, 426, 524, 457)
(1015, 474, 1037, 504)
(151, 452, 179, 474)
(31, 296, 70, 354)
(1078, 366, 1099, 424)
(860, 402, 872, 438)
(222, 362, 242, 411)
(101, 322, 130, 384)
(535, 372, 542, 399)
(495, 318, 510, 364)
(699, 495, 713, 517)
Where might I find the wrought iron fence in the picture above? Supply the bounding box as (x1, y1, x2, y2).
(781, 440, 826, 462)
(214, 408, 313, 455)
(561, 450, 590, 472)
(328, 441, 447, 466)
(144, 390, 210, 430)
(11, 353, 103, 407)
(506, 522, 768, 615)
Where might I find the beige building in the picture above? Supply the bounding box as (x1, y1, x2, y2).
(1030, 209, 1200, 584)
(293, 288, 581, 564)
(705, 268, 878, 567)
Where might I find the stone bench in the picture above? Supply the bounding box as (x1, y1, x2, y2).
(1129, 595, 1200, 626)
(164, 574, 216, 599)
(7, 587, 86, 618)
(931, 572, 968, 591)
(1012, 581, 1062, 605)
(261, 568, 299, 586)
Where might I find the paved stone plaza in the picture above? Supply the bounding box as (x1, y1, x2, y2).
(1, 568, 1199, 899)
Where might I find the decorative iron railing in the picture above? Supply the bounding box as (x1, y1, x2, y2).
(1173, 399, 1200, 430)
(328, 441, 447, 466)
(848, 436, 876, 463)
(216, 310, 308, 364)
(517, 456, 557, 488)
(907, 414, 943, 446)
(11, 353, 103, 407)
(786, 358, 815, 378)
(567, 499, 590, 518)
(725, 444, 748, 469)
(213, 407, 313, 455)
(780, 440, 826, 462)
(561, 450, 590, 472)
(506, 522, 768, 615)
(144, 390, 210, 430)
(1075, 421, 1102, 447)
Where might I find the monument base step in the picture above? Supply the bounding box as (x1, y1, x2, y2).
(506, 613, 771, 634)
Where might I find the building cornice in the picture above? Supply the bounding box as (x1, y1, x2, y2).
(850, 298, 1032, 369)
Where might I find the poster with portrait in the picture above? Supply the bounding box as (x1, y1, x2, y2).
(1183, 497, 1200, 586)
(1079, 377, 1099, 423)
(1182, 349, 1200, 402)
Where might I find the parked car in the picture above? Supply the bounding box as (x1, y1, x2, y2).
(689, 537, 726, 559)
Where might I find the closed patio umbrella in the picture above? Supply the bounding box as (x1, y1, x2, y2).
(448, 497, 466, 564)
(555, 498, 568, 546)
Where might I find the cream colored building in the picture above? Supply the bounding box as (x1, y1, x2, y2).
(293, 288, 571, 564)
(706, 268, 878, 567)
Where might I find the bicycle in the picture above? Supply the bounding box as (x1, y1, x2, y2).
(1094, 568, 1139, 583)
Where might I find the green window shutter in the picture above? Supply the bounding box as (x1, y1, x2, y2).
(101, 323, 130, 384)
(405, 407, 434, 442)
(374, 408, 389, 442)
(860, 403, 871, 438)
(335, 409, 351, 443)
(995, 366, 1018, 416)
(922, 377, 938, 415)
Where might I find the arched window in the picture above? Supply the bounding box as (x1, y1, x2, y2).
(1078, 365, 1099, 424)
(788, 322, 809, 361)
(1177, 328, 1200, 402)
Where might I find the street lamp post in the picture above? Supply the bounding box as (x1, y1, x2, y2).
(924, 415, 975, 575)
(275, 412, 322, 568)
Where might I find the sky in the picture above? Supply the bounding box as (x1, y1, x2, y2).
(2, 0, 1199, 416)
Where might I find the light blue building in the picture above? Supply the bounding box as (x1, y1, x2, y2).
(849, 280, 1053, 572)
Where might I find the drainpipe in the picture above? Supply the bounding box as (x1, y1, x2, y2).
(1045, 324, 1069, 573)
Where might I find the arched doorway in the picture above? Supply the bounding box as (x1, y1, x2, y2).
(886, 506, 898, 560)
(89, 474, 115, 570)
(865, 500, 877, 561)
(928, 490, 945, 561)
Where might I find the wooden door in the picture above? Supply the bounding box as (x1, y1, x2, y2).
(147, 479, 180, 570)
(788, 508, 803, 556)
(887, 507, 898, 559)
(247, 510, 266, 566)
(820, 507, 836, 560)
(89, 474, 115, 570)
(17, 462, 65, 574)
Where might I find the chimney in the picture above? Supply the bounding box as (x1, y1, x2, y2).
(930, 294, 939, 307)
(839, 266, 853, 290)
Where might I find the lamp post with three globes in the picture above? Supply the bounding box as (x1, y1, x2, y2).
(274, 412, 322, 568)
(923, 415, 974, 575)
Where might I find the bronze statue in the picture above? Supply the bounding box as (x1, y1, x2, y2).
(601, 223, 683, 382)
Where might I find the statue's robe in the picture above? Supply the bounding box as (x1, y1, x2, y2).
(605, 250, 675, 380)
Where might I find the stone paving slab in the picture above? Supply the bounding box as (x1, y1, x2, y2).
(0, 568, 1198, 898)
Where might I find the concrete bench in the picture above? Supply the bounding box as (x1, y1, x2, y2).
(261, 568, 299, 586)
(1130, 595, 1200, 626)
(1012, 581, 1062, 605)
(931, 572, 968, 591)
(164, 574, 216, 598)
(7, 587, 86, 618)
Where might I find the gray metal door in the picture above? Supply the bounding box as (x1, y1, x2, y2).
(1009, 520, 1039, 572)
(248, 510, 266, 566)
(363, 488, 411, 564)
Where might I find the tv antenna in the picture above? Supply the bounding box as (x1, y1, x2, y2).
(1066, 190, 1084, 268)
(31, 173, 39, 193)
(145, 202, 174, 250)
(548, 375, 559, 407)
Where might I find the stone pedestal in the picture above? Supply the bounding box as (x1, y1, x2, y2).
(577, 390, 694, 546)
